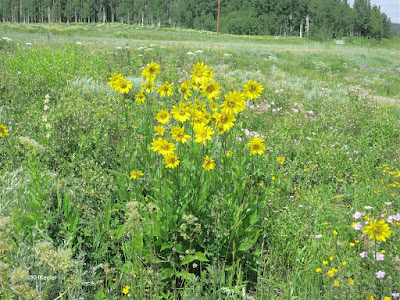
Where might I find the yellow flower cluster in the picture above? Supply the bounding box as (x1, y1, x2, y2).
(110, 62, 264, 171)
(122, 285, 130, 295)
(327, 268, 338, 277)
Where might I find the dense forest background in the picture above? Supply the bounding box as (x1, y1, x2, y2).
(0, 0, 394, 40)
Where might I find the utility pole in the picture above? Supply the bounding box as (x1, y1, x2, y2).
(217, 0, 220, 35)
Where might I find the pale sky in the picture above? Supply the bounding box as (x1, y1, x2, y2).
(348, 0, 400, 23)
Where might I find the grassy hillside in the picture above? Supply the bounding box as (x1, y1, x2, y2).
(0, 23, 399, 299)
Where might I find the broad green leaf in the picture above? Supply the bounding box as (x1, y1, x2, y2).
(161, 242, 174, 251)
(194, 252, 209, 262)
(115, 224, 125, 240)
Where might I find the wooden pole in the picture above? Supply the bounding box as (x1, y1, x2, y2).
(217, 0, 220, 35)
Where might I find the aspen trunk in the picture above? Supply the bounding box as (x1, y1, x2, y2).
(300, 22, 303, 38)
(306, 14, 310, 37)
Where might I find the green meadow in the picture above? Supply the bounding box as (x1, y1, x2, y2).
(0, 23, 400, 299)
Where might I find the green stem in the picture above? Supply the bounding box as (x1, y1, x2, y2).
(44, 269, 54, 300)
(4, 138, 16, 168)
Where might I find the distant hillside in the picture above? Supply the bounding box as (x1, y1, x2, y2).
(392, 23, 400, 36)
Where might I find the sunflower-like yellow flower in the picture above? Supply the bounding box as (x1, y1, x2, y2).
(214, 112, 236, 133)
(210, 101, 220, 112)
(113, 77, 133, 94)
(201, 111, 212, 125)
(155, 110, 170, 124)
(191, 62, 214, 87)
(130, 170, 143, 180)
(201, 80, 221, 101)
(248, 137, 266, 156)
(172, 104, 191, 123)
(171, 126, 190, 144)
(164, 153, 180, 169)
(107, 73, 124, 89)
(363, 219, 392, 242)
(135, 92, 146, 103)
(190, 108, 207, 126)
(243, 80, 264, 100)
(194, 125, 214, 146)
(141, 81, 155, 93)
(178, 80, 192, 100)
(154, 126, 165, 136)
(151, 138, 175, 156)
(141, 61, 160, 81)
(157, 81, 174, 97)
(203, 155, 216, 171)
(0, 124, 9, 138)
(221, 91, 246, 115)
(194, 99, 207, 111)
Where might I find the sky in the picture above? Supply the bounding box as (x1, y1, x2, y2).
(348, 0, 400, 23)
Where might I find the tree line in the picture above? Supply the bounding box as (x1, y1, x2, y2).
(0, 0, 393, 40)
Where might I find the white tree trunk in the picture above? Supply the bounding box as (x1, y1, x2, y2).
(306, 14, 310, 37)
(300, 22, 303, 38)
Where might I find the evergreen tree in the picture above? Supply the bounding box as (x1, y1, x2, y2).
(0, 0, 393, 41)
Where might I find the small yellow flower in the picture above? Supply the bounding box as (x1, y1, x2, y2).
(342, 261, 347, 266)
(348, 278, 354, 285)
(334, 280, 339, 287)
(0, 124, 9, 138)
(303, 168, 309, 172)
(122, 285, 130, 295)
(322, 261, 328, 265)
(381, 250, 386, 253)
(277, 157, 285, 165)
(329, 256, 333, 261)
(350, 242, 355, 247)
(315, 268, 322, 273)
(368, 296, 374, 300)
(226, 151, 233, 158)
(333, 230, 338, 235)
(384, 297, 391, 300)
(323, 222, 329, 225)
(130, 170, 143, 180)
